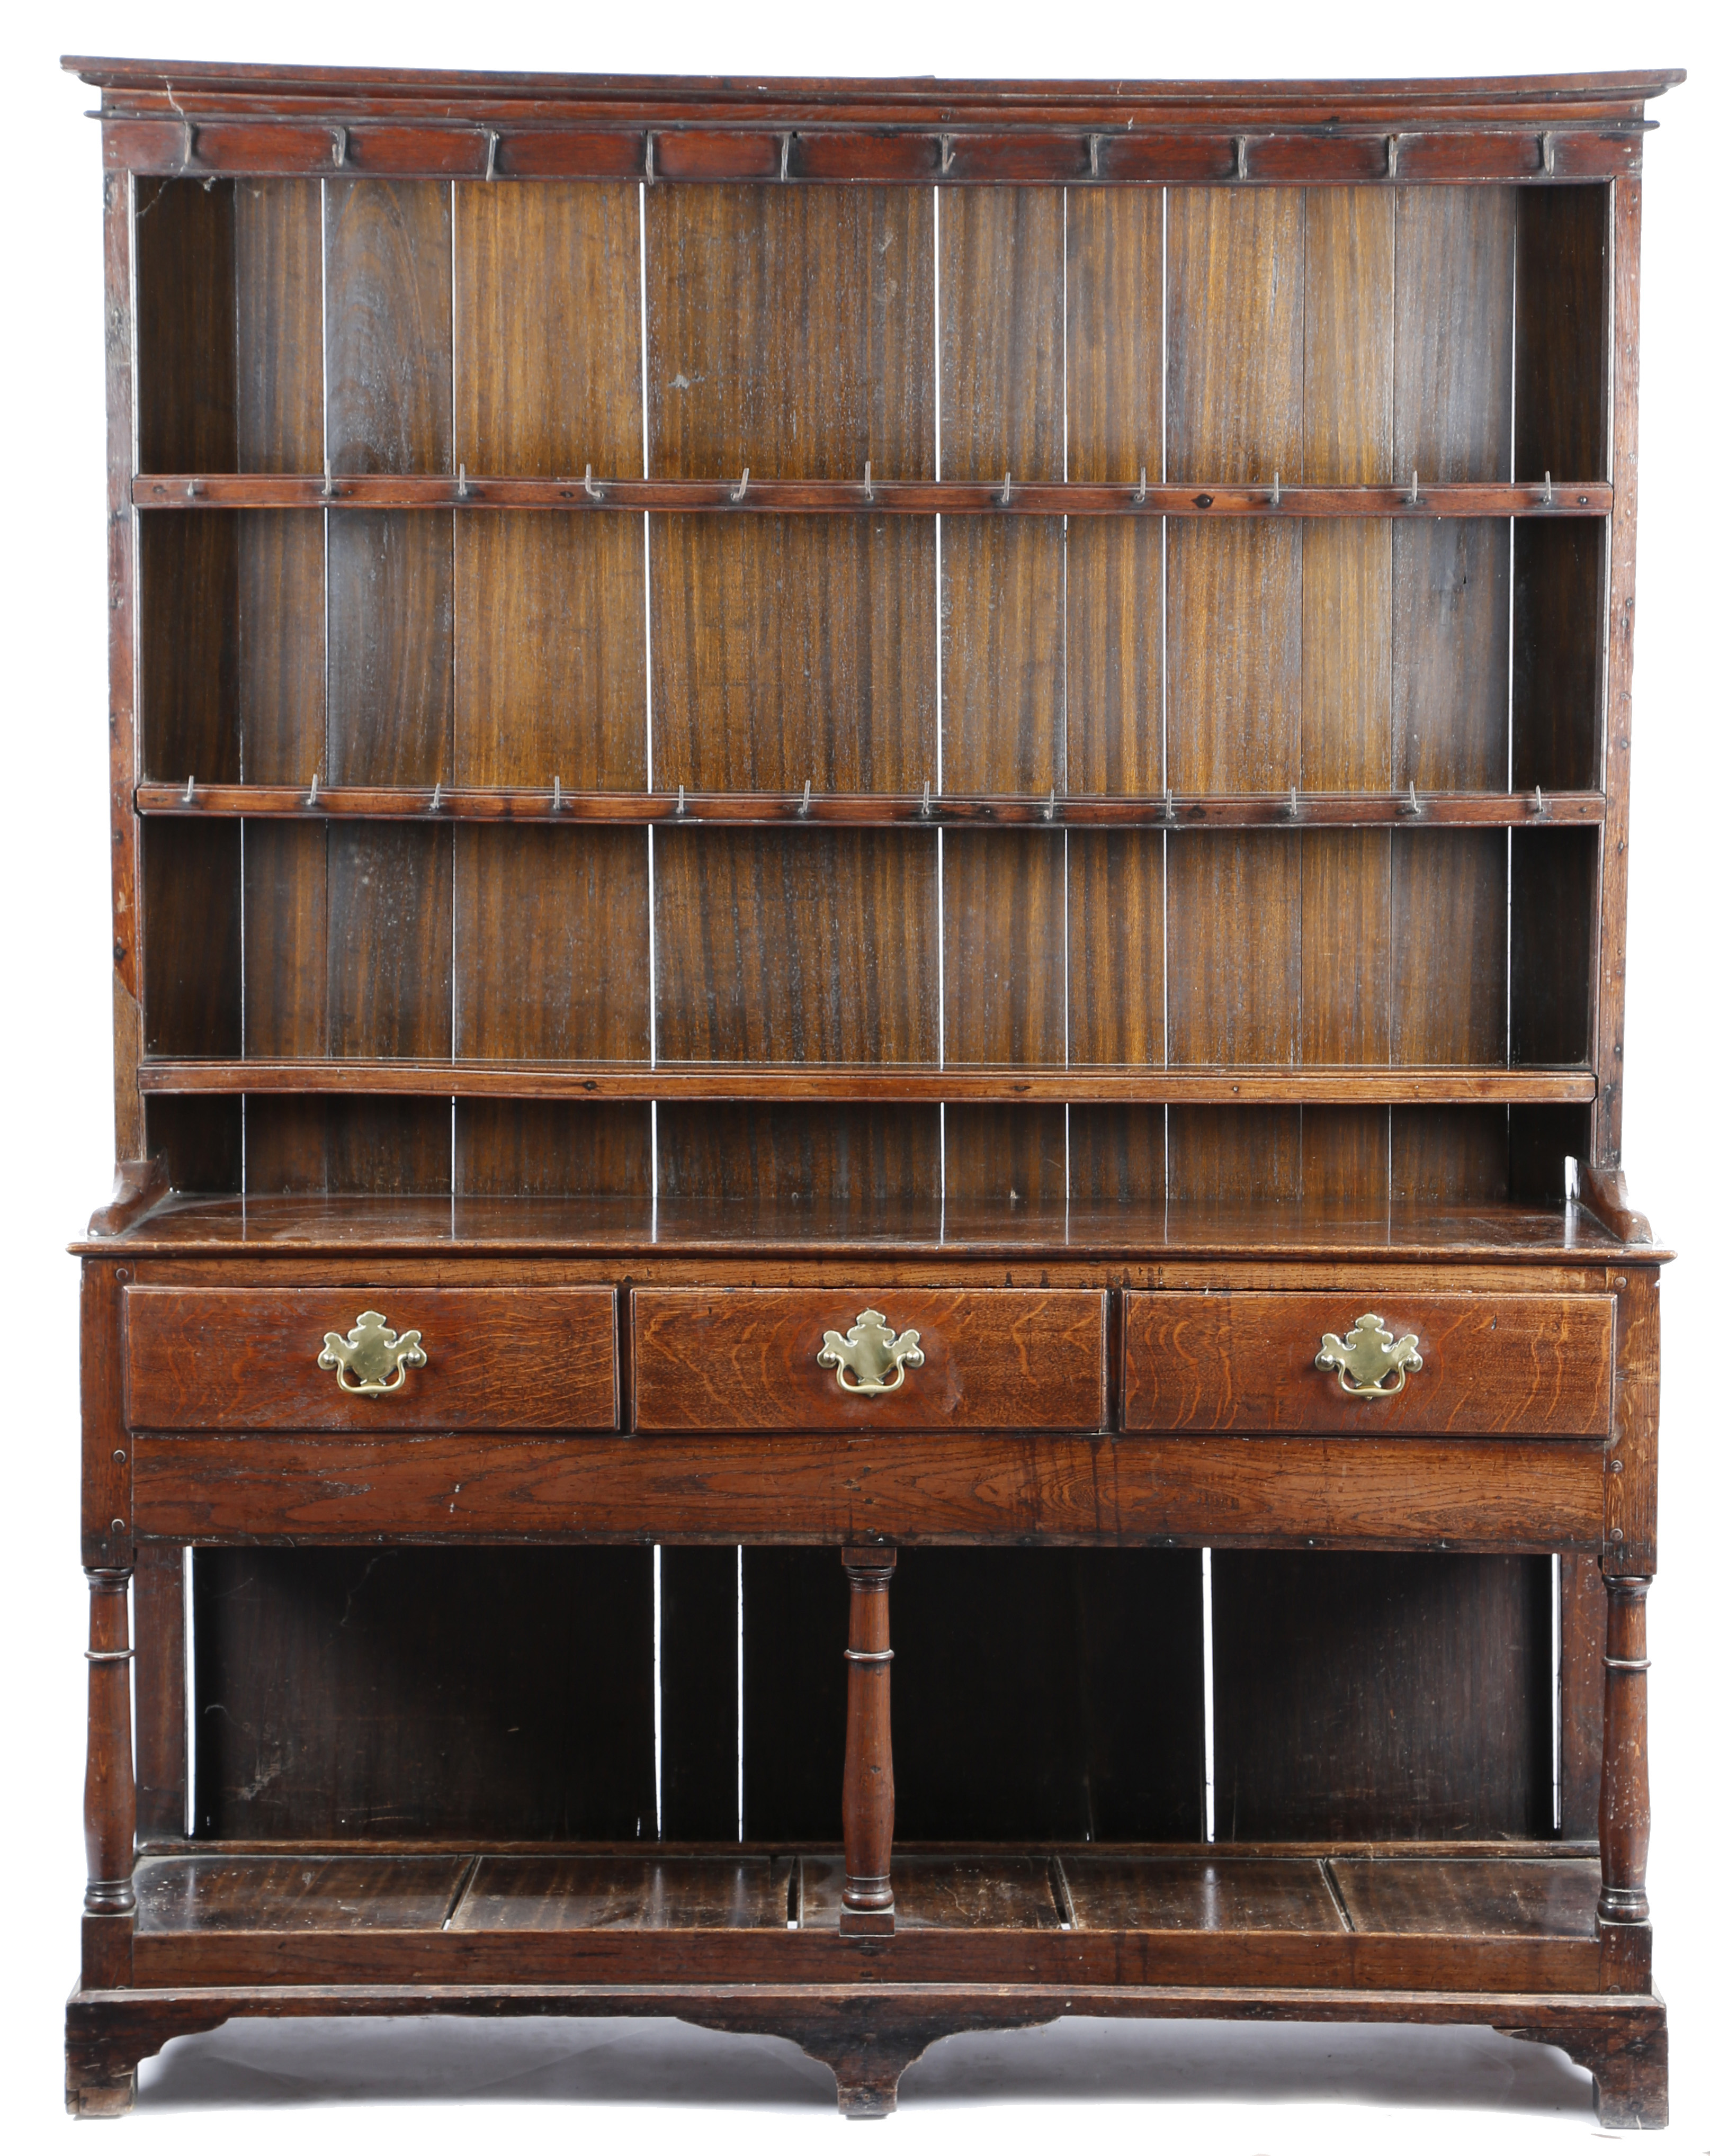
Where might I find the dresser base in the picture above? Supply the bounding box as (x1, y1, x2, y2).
(64, 1979, 1668, 2126)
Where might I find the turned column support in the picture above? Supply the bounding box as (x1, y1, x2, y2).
(841, 1545, 896, 1938)
(83, 1567, 137, 1986)
(1598, 1570, 1650, 1927)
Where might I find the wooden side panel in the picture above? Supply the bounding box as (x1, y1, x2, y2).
(135, 178, 235, 473)
(456, 183, 645, 789)
(660, 1547, 739, 1841)
(326, 181, 453, 786)
(1560, 1551, 1606, 1840)
(648, 187, 935, 793)
(653, 829, 936, 1065)
(454, 828, 650, 1062)
(1511, 828, 1598, 1067)
(940, 188, 1065, 794)
(193, 1548, 655, 1838)
(141, 822, 241, 1056)
(1512, 174, 1607, 795)
(325, 825, 452, 1058)
(133, 1544, 187, 1839)
(1066, 187, 1163, 794)
(1213, 1552, 1555, 1839)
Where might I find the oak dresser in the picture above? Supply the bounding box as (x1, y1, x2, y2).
(63, 56, 1679, 2125)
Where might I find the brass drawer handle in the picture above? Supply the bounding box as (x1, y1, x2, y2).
(818, 1308, 924, 1396)
(317, 1310, 427, 1397)
(1314, 1313, 1422, 1399)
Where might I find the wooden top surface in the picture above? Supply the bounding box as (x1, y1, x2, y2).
(74, 1191, 1646, 1262)
(66, 58, 1684, 125)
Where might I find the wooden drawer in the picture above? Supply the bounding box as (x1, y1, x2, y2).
(632, 1288, 1107, 1432)
(1122, 1292, 1614, 1438)
(124, 1287, 619, 1432)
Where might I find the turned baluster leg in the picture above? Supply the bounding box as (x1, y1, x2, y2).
(841, 1546, 896, 1938)
(1598, 1571, 1650, 1927)
(83, 1567, 137, 1989)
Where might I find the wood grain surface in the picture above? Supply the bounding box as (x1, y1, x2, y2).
(124, 1284, 619, 1431)
(131, 1428, 1605, 1551)
(632, 1287, 1106, 1432)
(1123, 1290, 1614, 1436)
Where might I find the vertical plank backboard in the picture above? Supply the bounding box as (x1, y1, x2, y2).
(453, 1102, 651, 1197)
(939, 187, 1065, 794)
(454, 828, 650, 1062)
(135, 178, 236, 473)
(1214, 1552, 1554, 1839)
(1301, 189, 1393, 1201)
(1166, 190, 1303, 1204)
(326, 181, 453, 785)
(653, 828, 937, 1066)
(1392, 187, 1514, 793)
(455, 184, 646, 789)
(325, 825, 453, 1059)
(656, 1104, 941, 1211)
(648, 188, 935, 792)
(244, 1098, 453, 1194)
(1066, 187, 1163, 794)
(194, 1549, 656, 1838)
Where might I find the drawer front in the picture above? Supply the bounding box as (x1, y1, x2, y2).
(124, 1287, 619, 1432)
(1122, 1292, 1614, 1438)
(633, 1288, 1107, 1432)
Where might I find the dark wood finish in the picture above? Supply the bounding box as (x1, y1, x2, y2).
(1212, 1555, 1555, 1840)
(82, 1568, 136, 1992)
(67, 59, 1677, 2127)
(130, 1428, 1605, 1552)
(132, 1545, 186, 1839)
(137, 1058, 1598, 1104)
(1597, 1573, 1650, 1926)
(133, 472, 1615, 516)
(841, 1548, 897, 1935)
(190, 1547, 656, 1839)
(1122, 1290, 1614, 1436)
(124, 1284, 620, 1431)
(633, 1288, 1104, 1432)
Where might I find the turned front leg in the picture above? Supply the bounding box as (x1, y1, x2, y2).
(83, 1567, 136, 1988)
(841, 1546, 896, 1938)
(1598, 1571, 1650, 1926)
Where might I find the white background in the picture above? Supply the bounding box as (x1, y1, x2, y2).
(1, 2, 1704, 2149)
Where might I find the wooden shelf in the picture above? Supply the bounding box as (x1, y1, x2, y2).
(131, 474, 1613, 518)
(79, 1191, 1630, 1259)
(137, 1058, 1598, 1105)
(137, 784, 1605, 830)
(127, 1845, 1604, 1993)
